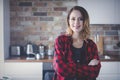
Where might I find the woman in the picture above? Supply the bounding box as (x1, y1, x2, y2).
(53, 6, 101, 80)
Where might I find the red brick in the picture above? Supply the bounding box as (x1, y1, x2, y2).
(54, 7, 67, 11)
(25, 17, 39, 21)
(47, 12, 62, 16)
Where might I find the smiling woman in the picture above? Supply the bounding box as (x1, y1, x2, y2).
(53, 6, 101, 80)
(1, 0, 120, 80)
(69, 10, 84, 33)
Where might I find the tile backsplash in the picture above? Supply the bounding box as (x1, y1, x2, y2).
(10, 0, 120, 55)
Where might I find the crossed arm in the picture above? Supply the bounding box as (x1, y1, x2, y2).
(53, 38, 101, 78)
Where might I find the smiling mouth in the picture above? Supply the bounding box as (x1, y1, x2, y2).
(74, 26, 80, 29)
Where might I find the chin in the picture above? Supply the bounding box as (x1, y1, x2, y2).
(74, 29, 82, 32)
(74, 30, 80, 33)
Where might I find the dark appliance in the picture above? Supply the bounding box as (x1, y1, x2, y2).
(117, 42, 120, 47)
(9, 45, 25, 57)
(43, 62, 54, 80)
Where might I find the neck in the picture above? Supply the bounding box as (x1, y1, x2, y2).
(72, 33, 82, 42)
(72, 32, 81, 39)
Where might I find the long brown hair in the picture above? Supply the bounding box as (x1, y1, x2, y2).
(66, 6, 90, 40)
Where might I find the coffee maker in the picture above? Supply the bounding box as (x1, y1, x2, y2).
(26, 42, 35, 59)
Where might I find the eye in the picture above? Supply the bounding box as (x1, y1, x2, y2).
(79, 17, 84, 21)
(71, 18, 75, 21)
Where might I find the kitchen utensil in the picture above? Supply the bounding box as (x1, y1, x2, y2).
(39, 45, 45, 58)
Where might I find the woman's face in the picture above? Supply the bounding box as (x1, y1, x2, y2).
(69, 10, 83, 33)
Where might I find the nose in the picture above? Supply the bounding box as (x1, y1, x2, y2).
(74, 19, 80, 26)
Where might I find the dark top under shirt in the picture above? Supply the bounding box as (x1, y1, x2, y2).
(71, 41, 86, 65)
(65, 41, 96, 80)
(65, 42, 87, 80)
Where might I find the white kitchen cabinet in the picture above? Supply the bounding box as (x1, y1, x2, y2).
(98, 62, 120, 80)
(99, 75, 119, 80)
(99, 62, 118, 74)
(3, 62, 43, 80)
(118, 62, 120, 74)
(115, 0, 120, 24)
(0, 62, 4, 79)
(78, 0, 120, 24)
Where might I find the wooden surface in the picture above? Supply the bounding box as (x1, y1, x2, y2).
(5, 56, 53, 62)
(5, 55, 120, 62)
(90, 36, 104, 55)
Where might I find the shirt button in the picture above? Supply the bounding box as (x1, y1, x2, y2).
(77, 60, 80, 63)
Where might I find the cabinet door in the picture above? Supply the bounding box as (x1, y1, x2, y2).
(99, 75, 119, 80)
(0, 62, 4, 79)
(118, 62, 120, 78)
(96, 77, 100, 80)
(115, 0, 120, 24)
(4, 62, 43, 80)
(99, 62, 118, 74)
(98, 62, 119, 80)
(78, 0, 116, 24)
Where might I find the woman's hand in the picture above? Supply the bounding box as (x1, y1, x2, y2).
(88, 59, 99, 66)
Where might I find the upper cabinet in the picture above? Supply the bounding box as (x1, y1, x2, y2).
(115, 0, 120, 24)
(78, 0, 120, 24)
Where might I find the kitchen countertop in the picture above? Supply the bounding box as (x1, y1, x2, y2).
(99, 54, 120, 62)
(5, 56, 53, 62)
(5, 55, 120, 62)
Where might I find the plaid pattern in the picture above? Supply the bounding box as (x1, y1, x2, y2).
(53, 35, 101, 80)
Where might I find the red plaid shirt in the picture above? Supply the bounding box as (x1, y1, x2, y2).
(53, 35, 101, 80)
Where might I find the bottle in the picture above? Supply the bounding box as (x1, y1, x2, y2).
(47, 44, 54, 56)
(36, 53, 40, 60)
(39, 45, 45, 59)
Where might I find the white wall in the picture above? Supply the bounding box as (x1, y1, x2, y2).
(0, 0, 4, 62)
(78, 0, 120, 24)
(0, 0, 10, 61)
(0, 0, 10, 78)
(0, 0, 4, 78)
(4, 0, 10, 59)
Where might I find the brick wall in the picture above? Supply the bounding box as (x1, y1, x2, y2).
(90, 24, 120, 55)
(10, 0, 77, 46)
(10, 0, 120, 55)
